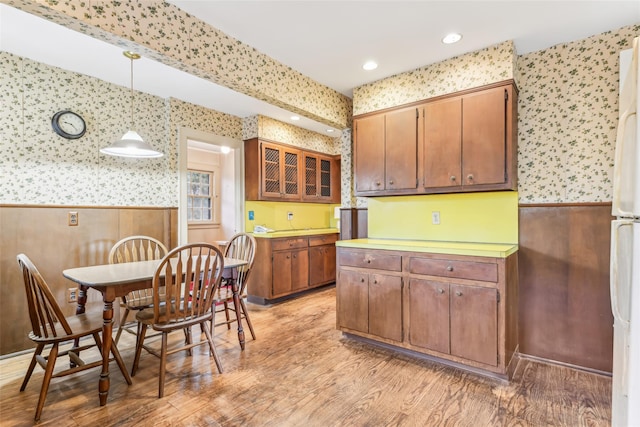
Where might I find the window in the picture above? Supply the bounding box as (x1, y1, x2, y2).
(187, 170, 214, 223)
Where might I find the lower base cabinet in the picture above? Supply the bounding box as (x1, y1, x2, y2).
(336, 247, 518, 379)
(272, 248, 309, 297)
(248, 233, 338, 304)
(337, 269, 402, 341)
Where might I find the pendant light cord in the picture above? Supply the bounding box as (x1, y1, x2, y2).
(123, 51, 141, 130)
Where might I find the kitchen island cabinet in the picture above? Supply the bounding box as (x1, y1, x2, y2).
(336, 241, 519, 379)
(247, 230, 339, 304)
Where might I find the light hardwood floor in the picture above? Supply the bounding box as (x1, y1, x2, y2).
(0, 287, 611, 426)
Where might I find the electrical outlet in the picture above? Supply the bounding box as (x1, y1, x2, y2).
(287, 212, 293, 221)
(68, 211, 78, 226)
(67, 287, 78, 303)
(431, 211, 441, 225)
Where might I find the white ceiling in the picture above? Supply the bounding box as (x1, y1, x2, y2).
(2, 1, 639, 135)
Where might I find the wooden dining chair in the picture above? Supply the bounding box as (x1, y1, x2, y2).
(215, 233, 257, 344)
(130, 243, 224, 398)
(17, 254, 131, 421)
(109, 236, 168, 345)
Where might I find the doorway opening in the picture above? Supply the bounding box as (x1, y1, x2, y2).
(177, 127, 245, 246)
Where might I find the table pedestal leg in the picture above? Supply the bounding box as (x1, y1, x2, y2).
(231, 279, 245, 350)
(99, 298, 114, 406)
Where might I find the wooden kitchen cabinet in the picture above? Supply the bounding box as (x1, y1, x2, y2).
(423, 82, 517, 192)
(303, 152, 340, 203)
(450, 283, 498, 366)
(336, 246, 519, 379)
(247, 233, 339, 304)
(409, 279, 498, 366)
(272, 247, 309, 297)
(261, 141, 301, 200)
(309, 234, 338, 286)
(336, 248, 403, 342)
(352, 79, 517, 197)
(408, 279, 450, 354)
(245, 138, 341, 203)
(353, 105, 419, 195)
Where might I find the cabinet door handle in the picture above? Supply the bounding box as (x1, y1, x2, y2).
(360, 278, 365, 283)
(375, 181, 381, 186)
(366, 259, 371, 263)
(446, 265, 454, 271)
(450, 175, 456, 181)
(467, 174, 474, 181)
(286, 255, 290, 259)
(293, 255, 297, 259)
(455, 291, 463, 297)
(373, 280, 378, 284)
(438, 288, 445, 294)
(389, 180, 394, 185)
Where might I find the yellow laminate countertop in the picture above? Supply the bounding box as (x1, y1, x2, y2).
(251, 228, 339, 239)
(335, 238, 518, 258)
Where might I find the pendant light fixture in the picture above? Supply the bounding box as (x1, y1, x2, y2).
(100, 51, 163, 158)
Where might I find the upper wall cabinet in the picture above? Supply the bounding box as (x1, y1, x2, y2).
(303, 152, 340, 202)
(424, 83, 518, 192)
(354, 106, 419, 196)
(245, 138, 341, 203)
(353, 80, 518, 197)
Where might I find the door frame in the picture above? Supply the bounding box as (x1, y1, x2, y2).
(177, 126, 245, 245)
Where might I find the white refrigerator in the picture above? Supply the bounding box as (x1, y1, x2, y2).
(611, 36, 640, 427)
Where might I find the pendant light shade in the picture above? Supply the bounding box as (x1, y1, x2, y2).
(100, 51, 163, 158)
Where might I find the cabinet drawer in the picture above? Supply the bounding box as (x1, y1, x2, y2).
(272, 237, 308, 251)
(409, 257, 497, 282)
(339, 250, 402, 272)
(309, 234, 338, 247)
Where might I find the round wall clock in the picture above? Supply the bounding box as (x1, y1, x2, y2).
(51, 110, 86, 139)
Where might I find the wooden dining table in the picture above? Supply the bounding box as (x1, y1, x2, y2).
(62, 256, 248, 406)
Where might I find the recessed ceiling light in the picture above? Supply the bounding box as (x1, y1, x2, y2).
(362, 61, 378, 71)
(291, 116, 300, 121)
(442, 33, 462, 44)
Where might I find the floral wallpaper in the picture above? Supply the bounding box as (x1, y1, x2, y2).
(6, 0, 352, 132)
(353, 41, 516, 116)
(255, 115, 340, 155)
(0, 52, 242, 206)
(516, 24, 639, 203)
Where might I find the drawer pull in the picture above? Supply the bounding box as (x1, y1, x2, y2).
(467, 174, 474, 181)
(389, 180, 394, 185)
(360, 278, 365, 283)
(375, 181, 381, 186)
(446, 265, 454, 272)
(455, 291, 463, 297)
(438, 288, 444, 294)
(367, 259, 371, 264)
(450, 175, 456, 181)
(373, 280, 378, 284)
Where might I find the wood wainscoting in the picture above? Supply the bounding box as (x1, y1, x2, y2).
(518, 203, 613, 373)
(0, 205, 178, 356)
